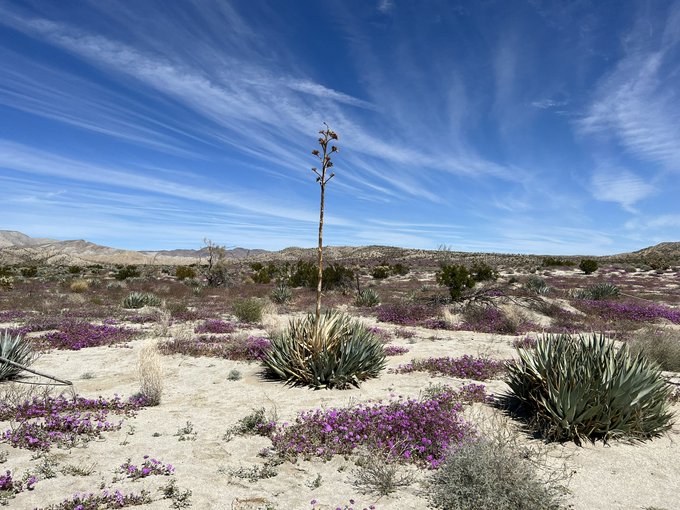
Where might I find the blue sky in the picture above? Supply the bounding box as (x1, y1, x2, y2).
(1, 0, 679, 254)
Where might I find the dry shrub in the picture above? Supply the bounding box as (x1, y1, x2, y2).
(627, 327, 680, 372)
(151, 308, 172, 337)
(137, 340, 164, 406)
(428, 410, 571, 510)
(69, 279, 89, 293)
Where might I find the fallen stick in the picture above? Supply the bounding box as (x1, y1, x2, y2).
(0, 356, 72, 386)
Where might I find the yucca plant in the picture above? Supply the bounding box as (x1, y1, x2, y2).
(262, 310, 386, 389)
(0, 330, 38, 381)
(271, 282, 292, 304)
(122, 292, 162, 309)
(355, 288, 380, 307)
(507, 333, 674, 444)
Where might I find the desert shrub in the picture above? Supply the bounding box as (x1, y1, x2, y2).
(262, 310, 386, 389)
(20, 266, 38, 278)
(0, 276, 13, 291)
(136, 341, 163, 406)
(114, 265, 140, 280)
(271, 282, 292, 304)
(506, 333, 674, 444)
(376, 303, 432, 325)
(542, 256, 575, 267)
(231, 297, 264, 323)
(524, 276, 551, 295)
(251, 262, 279, 284)
(573, 282, 620, 300)
(627, 327, 680, 372)
(436, 264, 475, 300)
(175, 266, 196, 280)
(395, 355, 506, 381)
(355, 288, 380, 307)
(470, 261, 498, 282)
(392, 263, 409, 276)
(288, 260, 354, 290)
(122, 292, 162, 309)
(67, 265, 81, 274)
(0, 267, 12, 277)
(160, 334, 269, 361)
(352, 449, 415, 496)
(428, 428, 568, 509)
(224, 407, 276, 439)
(579, 259, 598, 275)
(69, 279, 89, 293)
(371, 265, 390, 279)
(0, 330, 39, 381)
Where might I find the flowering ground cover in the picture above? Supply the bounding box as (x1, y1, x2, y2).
(35, 321, 138, 350)
(383, 345, 410, 356)
(271, 385, 486, 468)
(576, 300, 680, 324)
(159, 334, 270, 360)
(194, 319, 237, 334)
(35, 489, 152, 510)
(394, 355, 507, 381)
(0, 394, 147, 451)
(120, 455, 174, 479)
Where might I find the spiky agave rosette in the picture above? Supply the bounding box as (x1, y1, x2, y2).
(262, 310, 386, 389)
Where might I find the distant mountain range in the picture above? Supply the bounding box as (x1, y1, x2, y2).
(0, 230, 677, 266)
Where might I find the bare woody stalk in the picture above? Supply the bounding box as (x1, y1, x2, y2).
(311, 123, 339, 337)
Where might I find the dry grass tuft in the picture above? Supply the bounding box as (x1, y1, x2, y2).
(137, 340, 164, 406)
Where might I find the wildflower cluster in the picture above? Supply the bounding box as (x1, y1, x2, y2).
(35, 489, 151, 509)
(376, 303, 433, 326)
(383, 345, 410, 356)
(159, 335, 270, 361)
(271, 389, 478, 468)
(512, 336, 537, 349)
(0, 395, 146, 451)
(578, 300, 680, 324)
(194, 319, 236, 334)
(394, 355, 507, 381)
(457, 306, 532, 335)
(0, 469, 37, 494)
(120, 455, 174, 479)
(366, 326, 392, 342)
(0, 310, 27, 322)
(36, 321, 137, 350)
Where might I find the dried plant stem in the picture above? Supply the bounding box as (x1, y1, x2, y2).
(0, 355, 72, 385)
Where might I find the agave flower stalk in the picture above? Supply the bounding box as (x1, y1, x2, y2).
(311, 123, 339, 341)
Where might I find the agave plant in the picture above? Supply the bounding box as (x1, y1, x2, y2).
(271, 282, 292, 304)
(355, 288, 380, 307)
(262, 310, 386, 389)
(507, 333, 674, 444)
(0, 330, 38, 381)
(122, 292, 162, 309)
(573, 282, 620, 301)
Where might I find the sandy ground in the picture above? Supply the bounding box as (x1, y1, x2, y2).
(2, 319, 679, 510)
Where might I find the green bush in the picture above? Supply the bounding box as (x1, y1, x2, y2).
(578, 259, 598, 275)
(251, 263, 279, 284)
(271, 283, 292, 304)
(288, 260, 354, 290)
(0, 266, 12, 277)
(232, 297, 265, 323)
(20, 266, 38, 278)
(471, 262, 498, 282)
(262, 311, 386, 389)
(371, 265, 390, 279)
(115, 265, 140, 280)
(175, 266, 196, 280)
(0, 330, 39, 381)
(122, 292, 162, 309)
(507, 333, 674, 444)
(68, 265, 81, 274)
(542, 257, 575, 267)
(355, 288, 380, 307)
(436, 264, 475, 300)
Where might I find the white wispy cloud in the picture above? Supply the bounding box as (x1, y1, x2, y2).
(579, 3, 680, 170)
(590, 168, 655, 212)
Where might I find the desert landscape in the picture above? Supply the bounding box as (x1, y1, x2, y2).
(0, 231, 679, 509)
